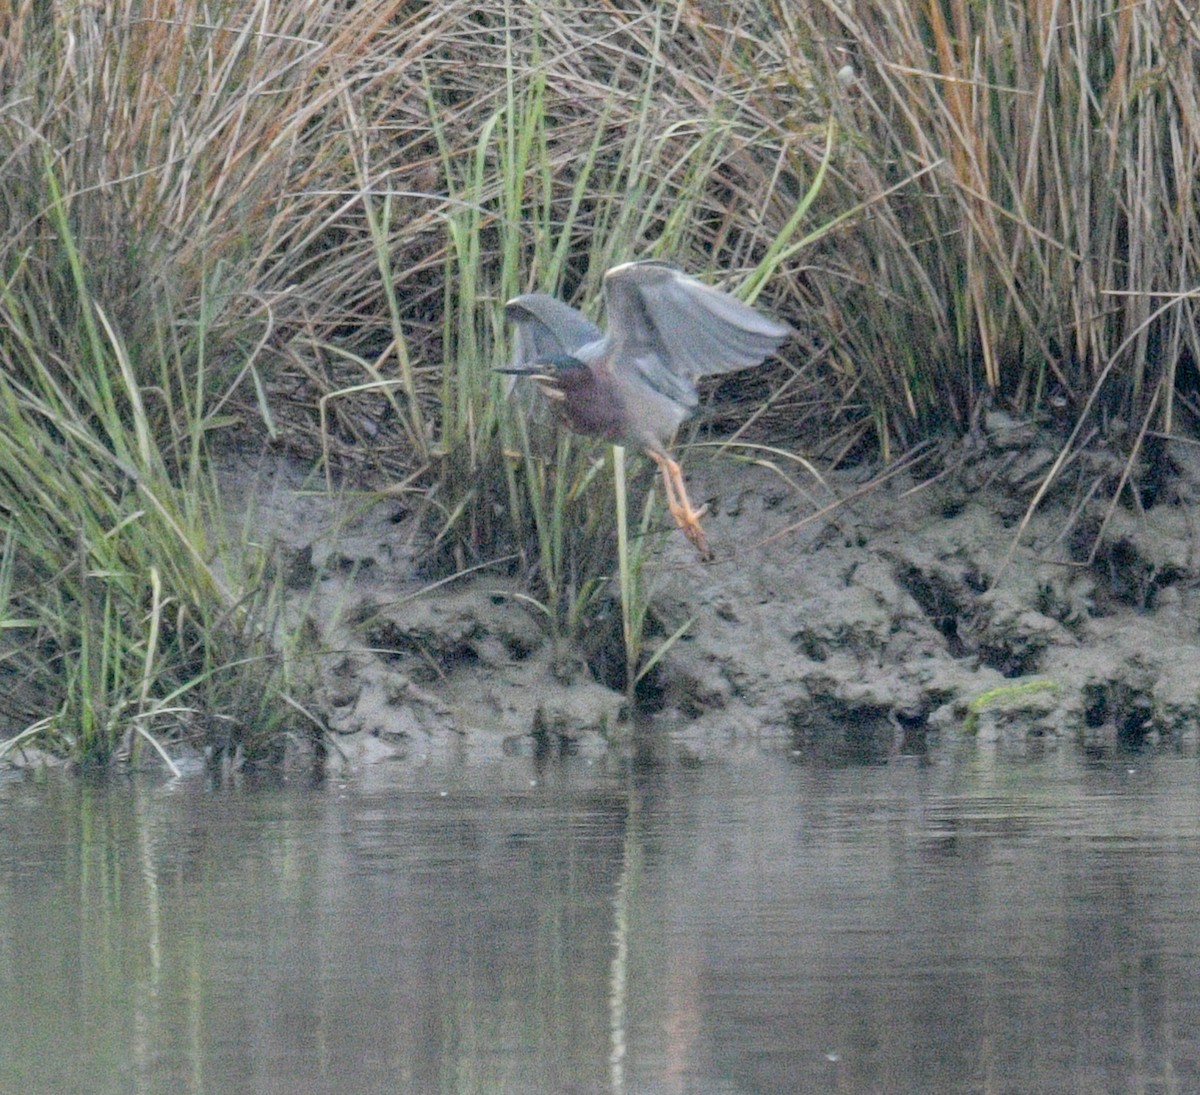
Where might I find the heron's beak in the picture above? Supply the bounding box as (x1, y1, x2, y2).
(494, 365, 554, 381)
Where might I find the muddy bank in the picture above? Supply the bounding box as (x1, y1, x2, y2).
(232, 411, 1200, 768)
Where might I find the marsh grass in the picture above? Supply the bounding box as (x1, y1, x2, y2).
(3, 0, 1196, 765)
(0, 197, 304, 767)
(769, 1, 1200, 461)
(0, 1, 374, 764)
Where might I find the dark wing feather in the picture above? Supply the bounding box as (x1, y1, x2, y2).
(504, 293, 603, 368)
(602, 261, 789, 403)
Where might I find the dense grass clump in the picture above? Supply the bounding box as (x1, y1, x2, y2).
(1, 0, 1196, 766)
(772, 0, 1200, 456)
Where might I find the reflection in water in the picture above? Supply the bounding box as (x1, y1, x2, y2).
(1, 746, 1199, 1094)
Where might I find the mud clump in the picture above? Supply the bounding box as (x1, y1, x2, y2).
(646, 412, 1200, 757)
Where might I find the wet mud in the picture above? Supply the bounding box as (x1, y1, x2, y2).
(232, 411, 1200, 768)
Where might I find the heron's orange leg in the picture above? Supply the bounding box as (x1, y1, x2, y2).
(648, 450, 714, 562)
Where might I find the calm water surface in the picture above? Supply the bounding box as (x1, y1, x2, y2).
(2, 742, 1199, 1095)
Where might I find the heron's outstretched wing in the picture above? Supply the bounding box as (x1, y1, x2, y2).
(504, 292, 603, 368)
(602, 260, 789, 405)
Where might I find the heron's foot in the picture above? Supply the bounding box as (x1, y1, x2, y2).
(672, 505, 714, 563)
(650, 449, 716, 562)
(662, 497, 712, 560)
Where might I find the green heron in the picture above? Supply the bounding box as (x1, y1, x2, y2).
(499, 259, 789, 560)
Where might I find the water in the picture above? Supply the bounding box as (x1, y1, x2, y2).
(2, 743, 1199, 1095)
